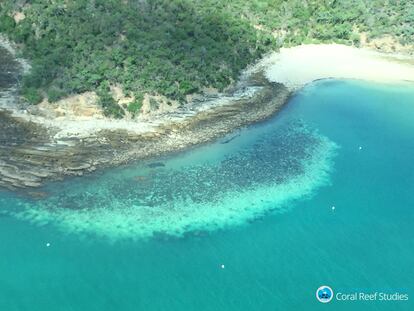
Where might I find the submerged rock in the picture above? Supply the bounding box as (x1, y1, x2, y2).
(0, 43, 290, 191)
(148, 162, 166, 168)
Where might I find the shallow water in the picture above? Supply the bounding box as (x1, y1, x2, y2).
(0, 80, 413, 310)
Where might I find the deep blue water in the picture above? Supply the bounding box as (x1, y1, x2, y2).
(0, 80, 413, 310)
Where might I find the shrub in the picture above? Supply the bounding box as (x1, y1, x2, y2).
(350, 33, 361, 46)
(22, 87, 43, 105)
(47, 87, 66, 102)
(97, 87, 125, 119)
(127, 100, 142, 117)
(127, 92, 144, 117)
(0, 15, 15, 32)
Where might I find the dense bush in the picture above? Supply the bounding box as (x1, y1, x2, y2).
(97, 84, 125, 119)
(21, 87, 43, 105)
(127, 93, 144, 117)
(1, 0, 412, 117)
(46, 87, 66, 103)
(0, 15, 15, 32)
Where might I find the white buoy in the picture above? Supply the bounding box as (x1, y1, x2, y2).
(221, 264, 225, 269)
(359, 146, 362, 150)
(332, 206, 335, 211)
(46, 243, 51, 247)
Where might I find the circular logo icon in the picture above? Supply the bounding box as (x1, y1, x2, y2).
(316, 286, 334, 303)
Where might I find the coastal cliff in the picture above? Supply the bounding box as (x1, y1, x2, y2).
(2, 38, 414, 191)
(0, 44, 290, 190)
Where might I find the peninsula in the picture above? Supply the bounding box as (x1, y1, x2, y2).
(1, 0, 414, 190)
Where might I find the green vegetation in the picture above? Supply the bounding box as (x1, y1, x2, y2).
(0, 14, 15, 32)
(1, 0, 413, 117)
(225, 0, 414, 47)
(97, 83, 125, 118)
(21, 87, 43, 105)
(127, 93, 144, 117)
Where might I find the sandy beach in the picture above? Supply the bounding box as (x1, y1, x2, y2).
(259, 44, 414, 89)
(0, 40, 289, 189)
(1, 42, 414, 189)
(3, 42, 414, 140)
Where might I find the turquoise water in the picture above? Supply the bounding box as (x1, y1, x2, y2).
(0, 80, 413, 310)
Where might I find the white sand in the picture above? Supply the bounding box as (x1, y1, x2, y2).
(41, 45, 414, 139)
(3, 43, 414, 139)
(260, 44, 414, 89)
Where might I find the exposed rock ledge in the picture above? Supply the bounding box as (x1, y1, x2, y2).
(0, 59, 290, 191)
(4, 43, 412, 192)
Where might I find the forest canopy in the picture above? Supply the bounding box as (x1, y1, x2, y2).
(1, 0, 413, 117)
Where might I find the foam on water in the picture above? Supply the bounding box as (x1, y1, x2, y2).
(11, 121, 338, 240)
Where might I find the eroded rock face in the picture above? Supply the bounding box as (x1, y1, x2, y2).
(13, 12, 26, 24)
(110, 84, 134, 106)
(359, 33, 414, 56)
(0, 43, 290, 191)
(141, 93, 180, 116)
(0, 80, 289, 191)
(28, 84, 182, 121)
(35, 92, 103, 119)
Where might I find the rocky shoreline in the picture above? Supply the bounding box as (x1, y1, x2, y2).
(0, 44, 290, 191)
(3, 38, 414, 192)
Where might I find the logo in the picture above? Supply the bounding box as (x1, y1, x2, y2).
(316, 286, 334, 303)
